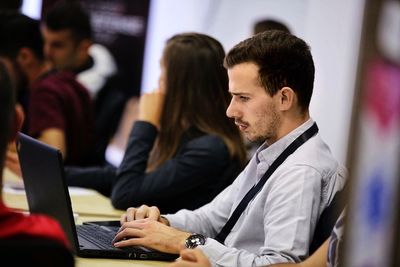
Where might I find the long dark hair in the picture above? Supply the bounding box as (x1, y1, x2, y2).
(148, 33, 247, 171)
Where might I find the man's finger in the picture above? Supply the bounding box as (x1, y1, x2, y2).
(112, 227, 144, 244)
(126, 207, 137, 222)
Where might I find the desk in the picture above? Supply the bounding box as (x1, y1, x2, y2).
(2, 169, 172, 267)
(3, 168, 124, 217)
(76, 257, 170, 267)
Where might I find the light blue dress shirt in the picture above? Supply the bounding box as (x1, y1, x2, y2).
(164, 119, 347, 267)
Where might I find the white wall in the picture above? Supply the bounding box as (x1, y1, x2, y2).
(304, 0, 365, 165)
(142, 0, 365, 165)
(21, 0, 42, 19)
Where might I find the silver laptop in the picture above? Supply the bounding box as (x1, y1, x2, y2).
(17, 132, 178, 261)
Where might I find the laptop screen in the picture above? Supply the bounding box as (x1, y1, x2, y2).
(17, 132, 80, 253)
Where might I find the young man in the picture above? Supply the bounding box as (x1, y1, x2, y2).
(42, 2, 126, 162)
(0, 58, 71, 258)
(41, 1, 115, 97)
(245, 19, 291, 159)
(111, 31, 347, 266)
(0, 13, 95, 169)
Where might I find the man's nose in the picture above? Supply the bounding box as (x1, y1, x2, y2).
(43, 45, 50, 58)
(226, 98, 239, 119)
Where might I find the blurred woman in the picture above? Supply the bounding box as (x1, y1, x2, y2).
(66, 33, 247, 213)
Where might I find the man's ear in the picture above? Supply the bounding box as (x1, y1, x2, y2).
(277, 87, 296, 111)
(9, 104, 25, 142)
(16, 47, 34, 69)
(78, 39, 92, 54)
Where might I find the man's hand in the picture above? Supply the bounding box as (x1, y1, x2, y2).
(112, 218, 191, 254)
(39, 128, 66, 158)
(120, 205, 170, 225)
(5, 148, 22, 177)
(168, 249, 211, 267)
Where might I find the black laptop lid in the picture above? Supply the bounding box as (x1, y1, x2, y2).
(17, 132, 79, 253)
(17, 133, 178, 261)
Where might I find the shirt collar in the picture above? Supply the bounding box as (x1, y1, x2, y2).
(255, 118, 315, 166)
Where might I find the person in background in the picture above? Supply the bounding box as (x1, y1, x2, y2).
(42, 1, 115, 98)
(65, 32, 247, 213)
(111, 30, 347, 266)
(0, 57, 73, 263)
(0, 0, 30, 121)
(253, 18, 291, 35)
(42, 1, 126, 164)
(0, 12, 95, 175)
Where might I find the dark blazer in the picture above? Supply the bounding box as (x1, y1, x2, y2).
(65, 121, 242, 213)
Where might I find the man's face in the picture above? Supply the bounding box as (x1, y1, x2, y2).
(42, 26, 80, 71)
(226, 62, 281, 144)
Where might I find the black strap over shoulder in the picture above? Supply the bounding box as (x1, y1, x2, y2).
(215, 122, 319, 244)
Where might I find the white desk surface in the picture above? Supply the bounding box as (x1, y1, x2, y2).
(2, 168, 124, 217)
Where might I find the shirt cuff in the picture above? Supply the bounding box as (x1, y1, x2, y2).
(197, 238, 233, 265)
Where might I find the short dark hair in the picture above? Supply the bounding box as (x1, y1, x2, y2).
(0, 12, 44, 61)
(43, 1, 92, 43)
(0, 60, 15, 170)
(253, 19, 291, 34)
(225, 30, 315, 112)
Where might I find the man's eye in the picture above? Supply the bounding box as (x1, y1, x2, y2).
(239, 96, 249, 102)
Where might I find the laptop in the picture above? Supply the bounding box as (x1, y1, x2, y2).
(16, 132, 178, 261)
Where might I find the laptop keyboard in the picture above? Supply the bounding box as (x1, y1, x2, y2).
(76, 224, 119, 250)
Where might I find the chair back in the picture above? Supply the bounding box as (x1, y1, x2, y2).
(309, 183, 347, 254)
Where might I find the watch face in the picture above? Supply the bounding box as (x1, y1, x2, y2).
(185, 233, 206, 249)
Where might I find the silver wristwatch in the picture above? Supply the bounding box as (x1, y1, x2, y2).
(185, 233, 206, 249)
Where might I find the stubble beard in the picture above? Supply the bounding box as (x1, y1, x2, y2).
(250, 104, 281, 144)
